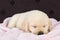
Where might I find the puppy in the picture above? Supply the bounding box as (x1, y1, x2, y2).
(7, 10, 51, 35)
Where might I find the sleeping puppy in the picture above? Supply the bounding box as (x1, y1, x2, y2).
(7, 10, 51, 35)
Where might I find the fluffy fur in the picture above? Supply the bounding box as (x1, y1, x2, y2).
(7, 10, 51, 35)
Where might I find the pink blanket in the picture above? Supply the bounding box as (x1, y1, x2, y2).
(0, 17, 60, 40)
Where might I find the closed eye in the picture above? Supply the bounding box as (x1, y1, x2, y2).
(32, 26, 36, 28)
(43, 25, 45, 27)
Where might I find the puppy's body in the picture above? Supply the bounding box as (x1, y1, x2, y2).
(8, 10, 51, 35)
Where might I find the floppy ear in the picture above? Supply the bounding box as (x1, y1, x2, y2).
(48, 21, 52, 32)
(22, 20, 30, 32)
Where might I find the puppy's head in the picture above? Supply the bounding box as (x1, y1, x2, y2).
(28, 19, 51, 35)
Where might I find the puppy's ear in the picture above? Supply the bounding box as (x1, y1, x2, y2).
(22, 20, 30, 32)
(48, 21, 52, 32)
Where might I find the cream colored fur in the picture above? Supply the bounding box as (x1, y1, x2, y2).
(7, 10, 51, 35)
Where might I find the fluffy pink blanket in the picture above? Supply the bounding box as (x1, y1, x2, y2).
(0, 17, 60, 40)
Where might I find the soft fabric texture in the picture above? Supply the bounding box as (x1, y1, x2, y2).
(0, 17, 60, 40)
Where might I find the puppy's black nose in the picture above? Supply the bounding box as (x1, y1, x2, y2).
(38, 31, 44, 35)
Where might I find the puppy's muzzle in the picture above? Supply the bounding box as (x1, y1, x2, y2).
(38, 31, 44, 35)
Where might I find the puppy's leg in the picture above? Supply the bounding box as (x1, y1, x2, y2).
(22, 20, 29, 32)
